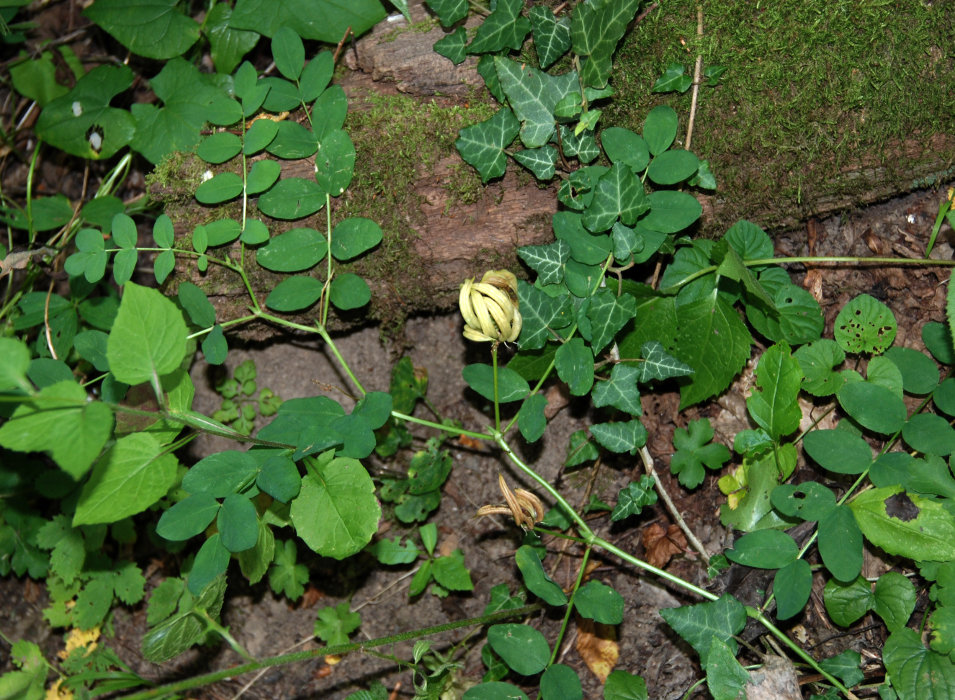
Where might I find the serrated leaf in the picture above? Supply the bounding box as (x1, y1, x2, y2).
(107, 283, 187, 386)
(269, 539, 308, 600)
(314, 601, 361, 646)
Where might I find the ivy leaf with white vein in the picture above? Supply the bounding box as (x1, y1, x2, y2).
(455, 107, 520, 182)
(582, 162, 648, 233)
(592, 364, 641, 416)
(466, 0, 531, 53)
(640, 341, 694, 382)
(512, 145, 557, 180)
(571, 0, 642, 88)
(517, 281, 574, 350)
(586, 289, 636, 354)
(529, 6, 571, 69)
(590, 419, 647, 454)
(517, 240, 570, 285)
(494, 56, 577, 148)
(427, 0, 467, 27)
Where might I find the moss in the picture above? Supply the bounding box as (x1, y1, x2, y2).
(605, 0, 955, 233)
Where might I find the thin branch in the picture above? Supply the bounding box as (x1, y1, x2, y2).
(685, 6, 704, 151)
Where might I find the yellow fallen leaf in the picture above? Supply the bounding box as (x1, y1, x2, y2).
(576, 617, 618, 682)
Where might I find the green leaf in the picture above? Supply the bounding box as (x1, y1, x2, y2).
(291, 455, 380, 559)
(923, 321, 955, 365)
(514, 545, 567, 606)
(0, 337, 30, 391)
(456, 107, 520, 182)
(600, 127, 649, 173)
(652, 63, 692, 94)
(850, 486, 955, 561)
(107, 283, 187, 386)
(463, 683, 529, 700)
(265, 121, 318, 159)
(74, 433, 177, 525)
(486, 624, 550, 676)
(516, 283, 573, 351)
(771, 482, 836, 521)
(269, 539, 308, 600)
(331, 217, 382, 261)
(874, 571, 916, 632)
(433, 549, 473, 591)
(272, 26, 304, 80)
(0, 380, 113, 479)
(570, 0, 641, 88)
(529, 6, 571, 69)
(639, 340, 693, 382)
(197, 131, 242, 164)
(555, 338, 594, 396)
(241, 219, 271, 245)
(704, 637, 749, 700)
(10, 50, 68, 107)
(582, 162, 647, 232)
(512, 145, 557, 180)
(195, 172, 243, 205)
(314, 128, 356, 196)
(188, 533, 230, 594)
(819, 650, 864, 689)
(541, 664, 582, 700)
(257, 228, 328, 272)
(586, 290, 636, 354)
(237, 522, 275, 584)
(427, 0, 467, 27)
(204, 3, 259, 74)
(745, 342, 803, 440)
(837, 381, 907, 435)
(314, 601, 361, 646)
(903, 413, 955, 456)
(670, 418, 731, 489)
(725, 529, 797, 569)
(834, 293, 897, 354)
(178, 282, 216, 328)
(818, 505, 863, 582)
(774, 559, 812, 620)
(35, 64, 135, 159)
(647, 150, 700, 185)
(574, 580, 623, 624)
(230, 0, 386, 42)
(659, 594, 747, 665)
(183, 450, 258, 497)
(885, 346, 940, 395)
(642, 105, 678, 156)
(883, 628, 955, 699)
(255, 453, 301, 503)
(603, 670, 648, 700)
(794, 339, 846, 396)
(257, 177, 326, 219)
(244, 119, 280, 156)
(590, 419, 647, 454)
(493, 56, 576, 148)
(640, 190, 702, 233)
(433, 27, 467, 64)
(466, 0, 530, 54)
(517, 393, 548, 443)
(370, 536, 419, 565)
(84, 0, 200, 60)
(329, 273, 371, 310)
(265, 276, 324, 312)
(611, 476, 657, 521)
(592, 364, 641, 416)
(217, 494, 258, 552)
(130, 59, 241, 164)
(156, 494, 220, 541)
(462, 363, 530, 403)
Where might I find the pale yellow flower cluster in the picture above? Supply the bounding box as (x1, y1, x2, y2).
(458, 270, 522, 343)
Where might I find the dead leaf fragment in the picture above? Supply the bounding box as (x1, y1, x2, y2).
(642, 522, 687, 568)
(576, 617, 619, 682)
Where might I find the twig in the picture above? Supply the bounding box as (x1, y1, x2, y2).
(684, 6, 704, 151)
(638, 446, 710, 565)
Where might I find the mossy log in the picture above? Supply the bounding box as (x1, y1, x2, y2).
(152, 1, 955, 336)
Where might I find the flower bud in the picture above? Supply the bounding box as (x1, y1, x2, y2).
(459, 269, 522, 343)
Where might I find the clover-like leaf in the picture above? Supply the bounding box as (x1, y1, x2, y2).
(670, 418, 731, 488)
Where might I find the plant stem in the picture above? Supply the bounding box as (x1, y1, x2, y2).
(390, 411, 493, 442)
(549, 544, 592, 666)
(119, 604, 542, 700)
(491, 343, 501, 432)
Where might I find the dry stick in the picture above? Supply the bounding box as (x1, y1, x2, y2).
(638, 446, 710, 565)
(684, 6, 704, 152)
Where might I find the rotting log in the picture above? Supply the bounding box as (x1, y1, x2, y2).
(151, 0, 955, 337)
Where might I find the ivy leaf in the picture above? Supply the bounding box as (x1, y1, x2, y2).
(424, 0, 467, 27)
(586, 288, 636, 354)
(493, 56, 577, 148)
(512, 145, 557, 180)
(639, 340, 693, 382)
(455, 107, 520, 182)
(517, 239, 570, 286)
(590, 419, 647, 454)
(746, 342, 803, 440)
(466, 0, 531, 54)
(433, 27, 467, 64)
(582, 162, 648, 233)
(652, 63, 692, 93)
(314, 601, 361, 646)
(84, 0, 200, 60)
(659, 594, 747, 666)
(570, 0, 641, 88)
(611, 476, 657, 521)
(268, 539, 308, 601)
(592, 363, 641, 416)
(528, 6, 571, 69)
(670, 418, 731, 489)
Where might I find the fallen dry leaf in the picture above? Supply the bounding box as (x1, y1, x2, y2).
(642, 522, 687, 569)
(576, 617, 619, 682)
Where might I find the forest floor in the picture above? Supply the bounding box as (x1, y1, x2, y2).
(2, 186, 954, 699)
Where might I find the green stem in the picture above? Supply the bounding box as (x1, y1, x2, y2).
(491, 343, 501, 432)
(119, 603, 542, 700)
(390, 411, 493, 442)
(315, 323, 366, 396)
(549, 544, 592, 666)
